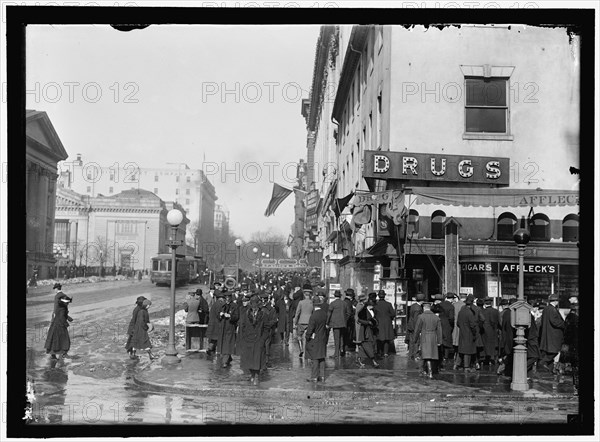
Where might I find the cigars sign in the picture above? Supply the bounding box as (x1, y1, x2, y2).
(363, 151, 510, 185)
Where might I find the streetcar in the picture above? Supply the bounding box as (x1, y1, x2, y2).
(150, 254, 205, 286)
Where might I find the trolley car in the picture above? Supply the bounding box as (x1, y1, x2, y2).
(150, 254, 205, 286)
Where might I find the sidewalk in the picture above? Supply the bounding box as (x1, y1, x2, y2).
(132, 336, 577, 402)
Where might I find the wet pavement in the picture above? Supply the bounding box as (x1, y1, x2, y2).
(25, 280, 578, 425)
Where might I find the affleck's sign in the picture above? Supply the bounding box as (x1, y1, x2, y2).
(363, 151, 510, 185)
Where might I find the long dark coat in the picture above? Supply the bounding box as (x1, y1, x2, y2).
(125, 305, 142, 352)
(305, 307, 328, 360)
(457, 305, 478, 355)
(344, 298, 356, 342)
(356, 307, 377, 343)
(539, 304, 565, 354)
(206, 298, 225, 340)
(500, 308, 514, 356)
(562, 310, 578, 360)
(471, 304, 485, 347)
(239, 308, 267, 371)
(327, 298, 349, 329)
(373, 299, 395, 341)
(217, 302, 239, 355)
(275, 297, 290, 334)
(414, 310, 443, 359)
(407, 302, 423, 333)
(131, 307, 152, 350)
(526, 313, 540, 360)
(45, 303, 72, 354)
(437, 300, 455, 348)
(452, 300, 465, 346)
(482, 306, 500, 357)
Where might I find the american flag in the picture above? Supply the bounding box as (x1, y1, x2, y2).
(264, 183, 293, 217)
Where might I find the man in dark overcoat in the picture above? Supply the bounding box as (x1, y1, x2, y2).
(374, 290, 396, 357)
(217, 292, 240, 368)
(471, 298, 486, 369)
(481, 297, 500, 366)
(343, 288, 357, 353)
(456, 294, 478, 372)
(239, 295, 267, 385)
(414, 300, 443, 378)
(451, 292, 465, 368)
(407, 293, 425, 360)
(326, 290, 349, 357)
(538, 293, 565, 372)
(206, 291, 226, 356)
(305, 295, 328, 381)
(275, 289, 291, 345)
(260, 291, 278, 367)
(438, 293, 456, 367)
(499, 298, 516, 376)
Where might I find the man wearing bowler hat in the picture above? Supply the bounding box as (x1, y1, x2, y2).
(539, 293, 565, 373)
(374, 290, 395, 357)
(457, 294, 478, 372)
(293, 283, 314, 358)
(326, 289, 349, 358)
(407, 293, 425, 361)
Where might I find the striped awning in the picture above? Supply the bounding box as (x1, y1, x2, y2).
(410, 187, 579, 208)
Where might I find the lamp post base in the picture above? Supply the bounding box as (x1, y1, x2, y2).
(161, 354, 181, 365)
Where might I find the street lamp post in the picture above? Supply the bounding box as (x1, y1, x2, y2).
(163, 208, 184, 365)
(252, 247, 259, 286)
(511, 216, 532, 391)
(260, 252, 265, 284)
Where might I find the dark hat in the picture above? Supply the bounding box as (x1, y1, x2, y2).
(368, 292, 377, 300)
(548, 293, 559, 302)
(302, 283, 313, 292)
(135, 295, 147, 305)
(484, 297, 493, 305)
(345, 288, 355, 297)
(377, 290, 386, 298)
(445, 292, 456, 299)
(259, 292, 269, 299)
(499, 299, 509, 306)
(433, 293, 443, 301)
(358, 293, 368, 302)
(476, 298, 484, 306)
(333, 290, 342, 297)
(215, 291, 225, 298)
(195, 289, 203, 296)
(365, 300, 375, 307)
(532, 301, 541, 308)
(416, 293, 426, 302)
(53, 283, 62, 290)
(465, 294, 475, 305)
(422, 300, 432, 307)
(242, 294, 251, 301)
(210, 285, 216, 290)
(214, 282, 223, 287)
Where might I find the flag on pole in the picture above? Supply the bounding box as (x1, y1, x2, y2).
(264, 183, 293, 217)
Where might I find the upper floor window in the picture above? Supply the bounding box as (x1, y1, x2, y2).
(529, 213, 550, 242)
(407, 209, 419, 237)
(431, 210, 446, 239)
(154, 188, 158, 194)
(186, 189, 190, 195)
(86, 186, 91, 193)
(465, 77, 508, 134)
(109, 187, 113, 194)
(186, 176, 191, 183)
(562, 214, 579, 242)
(154, 175, 159, 182)
(176, 175, 180, 182)
(497, 212, 517, 241)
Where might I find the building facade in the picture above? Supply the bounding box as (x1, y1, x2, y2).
(54, 187, 189, 274)
(58, 159, 217, 254)
(26, 110, 69, 280)
(305, 24, 579, 309)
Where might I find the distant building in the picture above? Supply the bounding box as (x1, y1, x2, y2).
(26, 110, 69, 280)
(58, 159, 217, 254)
(54, 187, 189, 274)
(214, 204, 230, 239)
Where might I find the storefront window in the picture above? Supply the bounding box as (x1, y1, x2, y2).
(529, 213, 550, 241)
(407, 209, 419, 238)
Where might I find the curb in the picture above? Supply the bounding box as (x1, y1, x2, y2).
(131, 373, 577, 402)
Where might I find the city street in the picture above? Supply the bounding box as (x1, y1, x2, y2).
(25, 280, 578, 425)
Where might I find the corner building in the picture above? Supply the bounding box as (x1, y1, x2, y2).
(308, 25, 579, 309)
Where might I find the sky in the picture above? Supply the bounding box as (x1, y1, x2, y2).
(26, 24, 320, 241)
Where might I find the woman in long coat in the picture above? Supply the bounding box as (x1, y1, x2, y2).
(239, 296, 267, 385)
(126, 296, 146, 359)
(131, 299, 156, 360)
(414, 301, 443, 378)
(356, 300, 379, 368)
(217, 293, 239, 368)
(305, 296, 328, 381)
(456, 295, 478, 372)
(45, 294, 73, 359)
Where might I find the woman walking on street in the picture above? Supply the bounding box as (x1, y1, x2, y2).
(126, 296, 147, 359)
(356, 298, 380, 368)
(131, 299, 157, 361)
(45, 294, 73, 359)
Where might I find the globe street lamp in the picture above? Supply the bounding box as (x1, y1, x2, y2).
(260, 252, 266, 284)
(163, 208, 184, 365)
(253, 247, 259, 285)
(235, 239, 243, 287)
(511, 216, 532, 391)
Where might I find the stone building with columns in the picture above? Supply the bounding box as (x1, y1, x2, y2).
(26, 110, 69, 280)
(54, 187, 189, 275)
